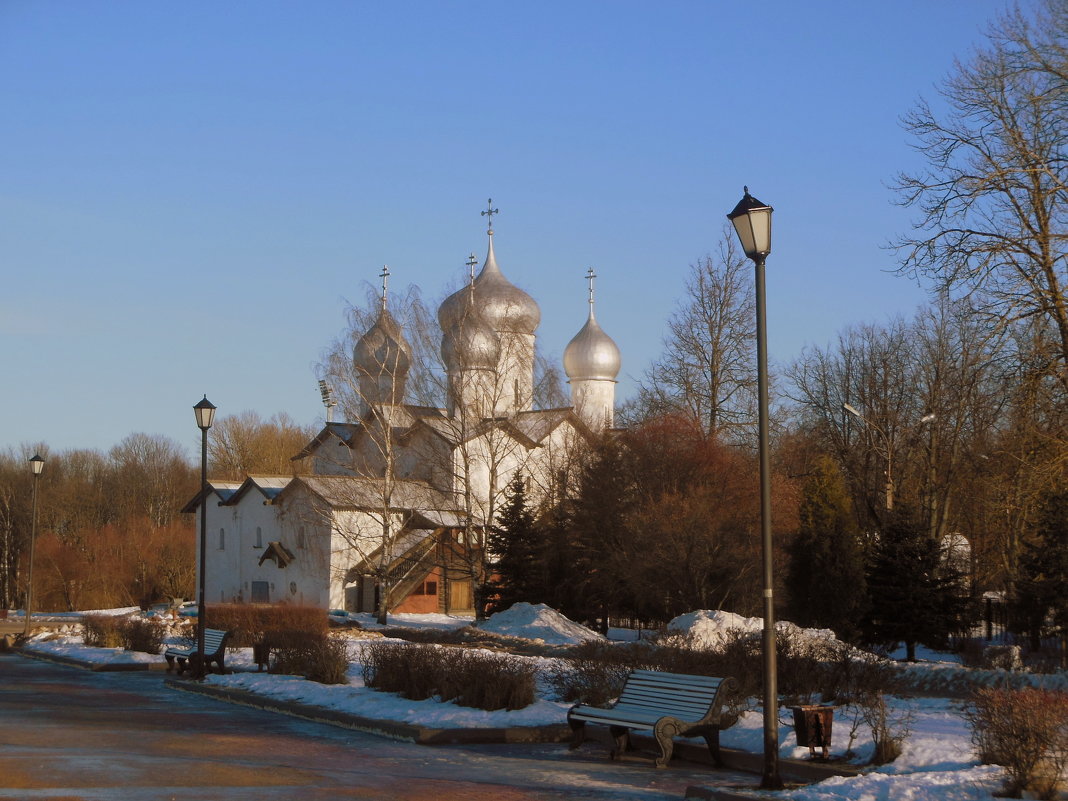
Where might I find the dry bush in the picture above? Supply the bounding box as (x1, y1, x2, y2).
(270, 631, 350, 684)
(544, 641, 642, 705)
(82, 614, 124, 648)
(205, 604, 328, 647)
(860, 692, 912, 765)
(965, 687, 1068, 800)
(361, 641, 535, 711)
(120, 617, 166, 654)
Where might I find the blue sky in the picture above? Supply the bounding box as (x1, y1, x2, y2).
(1, 1, 1013, 458)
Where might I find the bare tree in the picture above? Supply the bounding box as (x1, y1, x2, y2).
(632, 232, 757, 440)
(208, 412, 317, 481)
(893, 0, 1068, 392)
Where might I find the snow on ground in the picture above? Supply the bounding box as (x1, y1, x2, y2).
(19, 605, 1068, 801)
(477, 602, 604, 645)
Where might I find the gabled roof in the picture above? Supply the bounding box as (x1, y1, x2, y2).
(223, 475, 292, 506)
(291, 423, 362, 461)
(180, 480, 244, 514)
(258, 541, 296, 569)
(275, 475, 463, 517)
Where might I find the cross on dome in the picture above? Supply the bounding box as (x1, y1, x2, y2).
(586, 267, 597, 308)
(379, 265, 390, 310)
(481, 198, 499, 233)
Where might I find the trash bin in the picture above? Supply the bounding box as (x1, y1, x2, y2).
(790, 705, 834, 759)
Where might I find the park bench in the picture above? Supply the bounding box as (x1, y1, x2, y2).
(567, 670, 739, 769)
(164, 628, 231, 675)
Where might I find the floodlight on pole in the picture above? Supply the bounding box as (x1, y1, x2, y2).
(841, 403, 935, 510)
(727, 187, 781, 791)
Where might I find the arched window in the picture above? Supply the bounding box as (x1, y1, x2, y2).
(218, 528, 225, 550)
(297, 526, 306, 550)
(255, 527, 263, 548)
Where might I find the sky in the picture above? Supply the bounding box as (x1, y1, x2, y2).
(0, 1, 1019, 459)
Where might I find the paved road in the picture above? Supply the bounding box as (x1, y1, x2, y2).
(0, 653, 750, 800)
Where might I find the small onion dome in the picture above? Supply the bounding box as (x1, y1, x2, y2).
(440, 304, 499, 371)
(438, 235, 540, 336)
(564, 308, 621, 381)
(354, 307, 412, 379)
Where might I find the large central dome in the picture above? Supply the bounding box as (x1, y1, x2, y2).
(438, 233, 540, 337)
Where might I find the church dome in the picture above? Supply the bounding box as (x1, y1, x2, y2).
(440, 302, 499, 371)
(354, 307, 412, 380)
(438, 234, 540, 337)
(564, 271, 620, 381)
(564, 312, 621, 381)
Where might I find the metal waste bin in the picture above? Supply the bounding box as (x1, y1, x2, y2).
(790, 705, 834, 758)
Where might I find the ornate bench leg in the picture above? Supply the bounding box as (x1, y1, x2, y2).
(703, 728, 723, 767)
(608, 725, 631, 760)
(164, 654, 176, 673)
(653, 719, 681, 769)
(175, 655, 189, 675)
(568, 718, 586, 750)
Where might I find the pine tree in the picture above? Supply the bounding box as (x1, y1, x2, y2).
(486, 474, 543, 614)
(1012, 490, 1068, 649)
(864, 503, 961, 661)
(786, 456, 868, 642)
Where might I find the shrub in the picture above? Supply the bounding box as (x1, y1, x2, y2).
(361, 642, 536, 711)
(270, 631, 350, 684)
(120, 617, 166, 654)
(965, 687, 1068, 800)
(860, 692, 912, 765)
(82, 614, 124, 648)
(204, 604, 329, 648)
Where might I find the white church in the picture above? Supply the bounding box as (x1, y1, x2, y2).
(183, 207, 622, 616)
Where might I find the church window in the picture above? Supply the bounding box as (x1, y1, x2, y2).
(218, 528, 225, 550)
(255, 526, 263, 548)
(514, 378, 520, 406)
(297, 526, 306, 549)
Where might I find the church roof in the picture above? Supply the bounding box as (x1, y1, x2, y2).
(291, 423, 362, 461)
(277, 475, 463, 518)
(179, 480, 244, 514)
(222, 475, 292, 506)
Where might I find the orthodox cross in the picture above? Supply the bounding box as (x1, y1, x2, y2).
(481, 198, 499, 232)
(466, 252, 478, 285)
(586, 267, 597, 308)
(380, 265, 390, 310)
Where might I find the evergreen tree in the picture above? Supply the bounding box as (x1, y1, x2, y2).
(486, 474, 543, 613)
(863, 504, 962, 661)
(1012, 490, 1068, 649)
(786, 456, 868, 642)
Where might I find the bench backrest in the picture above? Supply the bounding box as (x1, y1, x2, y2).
(616, 670, 729, 723)
(201, 628, 229, 653)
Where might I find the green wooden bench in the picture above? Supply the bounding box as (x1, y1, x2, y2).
(567, 670, 739, 768)
(164, 628, 230, 675)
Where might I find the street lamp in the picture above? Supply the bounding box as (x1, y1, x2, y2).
(842, 403, 935, 510)
(193, 395, 216, 680)
(23, 454, 44, 639)
(727, 187, 781, 790)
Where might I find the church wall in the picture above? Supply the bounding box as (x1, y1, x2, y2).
(570, 379, 616, 431)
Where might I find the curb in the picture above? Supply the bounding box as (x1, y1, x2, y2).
(164, 678, 573, 746)
(17, 647, 154, 672)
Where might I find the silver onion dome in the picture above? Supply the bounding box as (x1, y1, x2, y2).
(354, 307, 412, 379)
(440, 302, 499, 371)
(564, 310, 621, 381)
(438, 234, 540, 336)
(564, 269, 620, 381)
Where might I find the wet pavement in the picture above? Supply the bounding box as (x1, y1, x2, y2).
(0, 652, 752, 800)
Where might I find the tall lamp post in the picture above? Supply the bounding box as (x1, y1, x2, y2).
(842, 403, 935, 510)
(23, 454, 44, 638)
(727, 187, 782, 790)
(193, 396, 216, 680)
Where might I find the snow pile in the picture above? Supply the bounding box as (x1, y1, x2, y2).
(477, 603, 604, 645)
(666, 609, 838, 651)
